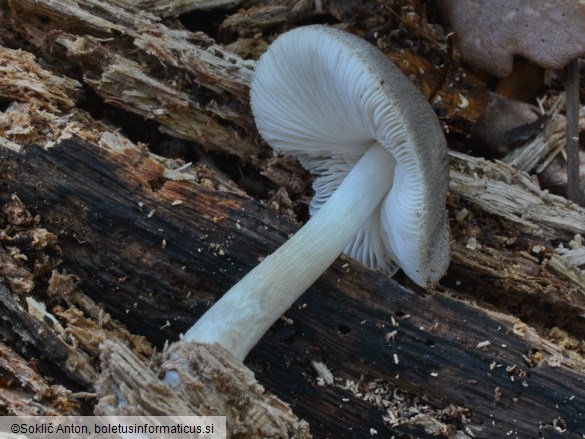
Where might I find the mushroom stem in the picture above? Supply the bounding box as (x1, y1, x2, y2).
(184, 142, 395, 360)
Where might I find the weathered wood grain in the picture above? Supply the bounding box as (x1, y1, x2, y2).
(3, 0, 260, 161)
(1, 137, 584, 438)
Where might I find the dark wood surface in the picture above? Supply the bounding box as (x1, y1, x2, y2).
(1, 138, 583, 438)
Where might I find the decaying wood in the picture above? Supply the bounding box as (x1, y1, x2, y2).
(3, 0, 260, 161)
(0, 339, 79, 415)
(1, 1, 585, 438)
(96, 340, 311, 438)
(220, 0, 315, 37)
(500, 98, 585, 199)
(448, 151, 585, 335)
(501, 100, 563, 173)
(450, 150, 585, 240)
(0, 282, 98, 387)
(0, 46, 80, 112)
(1, 133, 584, 437)
(115, 0, 247, 16)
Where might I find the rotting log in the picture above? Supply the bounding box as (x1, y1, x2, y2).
(1, 137, 584, 438)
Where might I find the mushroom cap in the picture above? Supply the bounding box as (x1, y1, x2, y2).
(250, 25, 450, 287)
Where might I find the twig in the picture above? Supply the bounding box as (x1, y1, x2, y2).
(565, 58, 583, 206)
(428, 32, 455, 102)
(502, 94, 566, 174)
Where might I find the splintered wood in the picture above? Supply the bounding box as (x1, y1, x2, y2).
(0, 46, 80, 111)
(97, 341, 311, 438)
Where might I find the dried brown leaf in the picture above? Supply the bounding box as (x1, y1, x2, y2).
(444, 0, 585, 76)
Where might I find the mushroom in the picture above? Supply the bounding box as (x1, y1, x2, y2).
(183, 25, 450, 361)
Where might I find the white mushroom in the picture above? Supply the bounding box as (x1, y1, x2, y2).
(183, 25, 450, 361)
